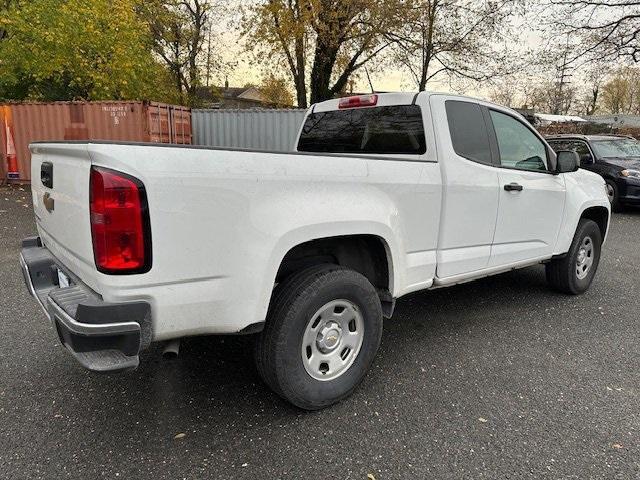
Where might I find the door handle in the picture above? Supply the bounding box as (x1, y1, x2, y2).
(504, 183, 523, 192)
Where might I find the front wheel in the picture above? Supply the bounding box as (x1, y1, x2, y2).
(254, 264, 383, 410)
(605, 180, 622, 212)
(546, 219, 602, 295)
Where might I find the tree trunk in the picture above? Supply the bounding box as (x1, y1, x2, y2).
(418, 2, 436, 91)
(418, 54, 430, 91)
(295, 74, 307, 108)
(294, 36, 307, 108)
(586, 86, 599, 116)
(310, 39, 339, 104)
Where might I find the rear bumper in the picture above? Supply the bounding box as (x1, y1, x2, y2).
(20, 236, 151, 373)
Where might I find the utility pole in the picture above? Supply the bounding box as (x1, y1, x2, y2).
(555, 34, 573, 115)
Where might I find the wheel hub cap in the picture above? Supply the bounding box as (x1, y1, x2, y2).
(301, 299, 365, 381)
(316, 322, 342, 353)
(576, 236, 594, 280)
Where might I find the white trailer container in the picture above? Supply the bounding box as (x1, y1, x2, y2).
(192, 109, 306, 152)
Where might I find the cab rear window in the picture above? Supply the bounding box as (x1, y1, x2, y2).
(297, 105, 426, 155)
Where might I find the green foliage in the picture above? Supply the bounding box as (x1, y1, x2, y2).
(601, 67, 640, 115)
(0, 0, 178, 101)
(260, 74, 294, 107)
(139, 0, 212, 107)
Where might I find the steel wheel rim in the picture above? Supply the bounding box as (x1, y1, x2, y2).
(301, 299, 365, 381)
(606, 184, 615, 203)
(576, 236, 594, 280)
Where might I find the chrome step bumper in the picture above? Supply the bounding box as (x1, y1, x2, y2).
(20, 236, 151, 373)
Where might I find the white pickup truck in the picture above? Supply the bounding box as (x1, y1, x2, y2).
(21, 92, 610, 409)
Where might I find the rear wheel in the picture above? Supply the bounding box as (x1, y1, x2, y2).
(605, 180, 622, 212)
(254, 264, 383, 410)
(546, 219, 602, 295)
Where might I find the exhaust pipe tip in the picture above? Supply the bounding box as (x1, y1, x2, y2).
(162, 339, 181, 359)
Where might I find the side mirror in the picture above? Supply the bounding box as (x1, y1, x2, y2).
(580, 154, 594, 165)
(556, 150, 579, 174)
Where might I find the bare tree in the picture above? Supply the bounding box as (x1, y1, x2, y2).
(577, 64, 609, 115)
(526, 79, 577, 114)
(387, 0, 521, 91)
(516, 33, 582, 114)
(549, 0, 640, 63)
(488, 80, 517, 108)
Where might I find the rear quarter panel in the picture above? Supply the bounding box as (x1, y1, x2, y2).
(85, 143, 442, 339)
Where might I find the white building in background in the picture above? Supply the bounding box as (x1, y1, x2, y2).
(534, 113, 587, 126)
(585, 115, 640, 128)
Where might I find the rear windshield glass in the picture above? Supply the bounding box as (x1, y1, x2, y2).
(297, 105, 426, 155)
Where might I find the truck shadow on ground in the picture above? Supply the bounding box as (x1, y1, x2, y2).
(78, 265, 556, 419)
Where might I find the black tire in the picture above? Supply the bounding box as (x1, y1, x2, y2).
(254, 264, 383, 410)
(546, 219, 602, 295)
(605, 180, 622, 213)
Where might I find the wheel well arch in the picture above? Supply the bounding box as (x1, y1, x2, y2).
(580, 206, 609, 239)
(275, 234, 394, 316)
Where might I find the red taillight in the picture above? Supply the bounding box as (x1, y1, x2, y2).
(90, 167, 151, 274)
(338, 94, 378, 109)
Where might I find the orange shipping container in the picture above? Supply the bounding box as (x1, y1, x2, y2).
(0, 101, 192, 182)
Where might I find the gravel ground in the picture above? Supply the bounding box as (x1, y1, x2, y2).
(0, 184, 638, 479)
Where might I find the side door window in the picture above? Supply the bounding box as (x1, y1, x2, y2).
(445, 100, 493, 165)
(569, 141, 594, 166)
(547, 140, 570, 153)
(489, 110, 549, 172)
(548, 140, 594, 167)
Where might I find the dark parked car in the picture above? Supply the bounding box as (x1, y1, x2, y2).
(547, 134, 640, 211)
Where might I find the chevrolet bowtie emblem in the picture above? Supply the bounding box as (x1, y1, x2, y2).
(43, 192, 55, 213)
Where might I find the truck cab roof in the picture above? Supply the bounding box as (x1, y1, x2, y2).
(311, 91, 501, 113)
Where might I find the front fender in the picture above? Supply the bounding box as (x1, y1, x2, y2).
(554, 170, 610, 254)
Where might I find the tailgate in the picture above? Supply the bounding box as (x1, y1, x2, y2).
(29, 143, 98, 288)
